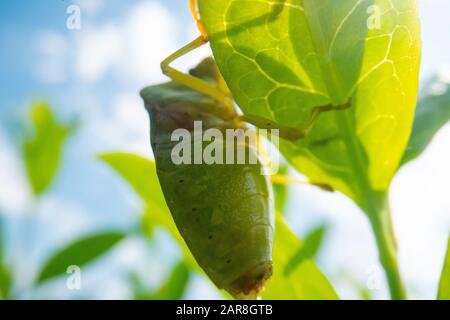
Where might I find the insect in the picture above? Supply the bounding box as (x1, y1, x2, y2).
(141, 0, 350, 299)
(160, 0, 352, 140)
(142, 58, 274, 298)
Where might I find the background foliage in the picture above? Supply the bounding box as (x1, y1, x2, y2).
(0, 0, 449, 300)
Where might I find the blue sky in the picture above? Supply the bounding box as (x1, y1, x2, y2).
(0, 0, 449, 299)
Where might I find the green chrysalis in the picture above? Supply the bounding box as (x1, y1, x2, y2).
(141, 58, 274, 298)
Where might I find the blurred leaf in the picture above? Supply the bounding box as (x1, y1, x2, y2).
(401, 81, 450, 165)
(284, 224, 327, 276)
(0, 265, 12, 300)
(0, 218, 12, 299)
(99, 153, 199, 269)
(0, 217, 4, 266)
(22, 102, 76, 195)
(101, 153, 337, 299)
(151, 262, 190, 300)
(263, 217, 337, 300)
(136, 262, 191, 300)
(438, 236, 450, 300)
(273, 165, 289, 214)
(359, 289, 371, 300)
(37, 231, 125, 284)
(99, 153, 163, 205)
(337, 268, 372, 300)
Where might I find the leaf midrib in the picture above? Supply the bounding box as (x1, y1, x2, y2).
(302, 2, 375, 209)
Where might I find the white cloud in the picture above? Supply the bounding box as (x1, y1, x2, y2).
(35, 196, 91, 240)
(32, 2, 180, 159)
(83, 91, 151, 155)
(75, 0, 105, 15)
(110, 92, 151, 153)
(123, 2, 180, 83)
(437, 64, 450, 84)
(35, 0, 213, 96)
(430, 81, 448, 96)
(34, 31, 69, 84)
(75, 24, 123, 83)
(34, 2, 182, 86)
(0, 130, 32, 214)
(185, 274, 223, 300)
(73, 1, 180, 85)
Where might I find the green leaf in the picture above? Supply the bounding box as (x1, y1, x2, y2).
(37, 232, 125, 284)
(0, 218, 12, 299)
(0, 265, 12, 300)
(99, 154, 183, 244)
(0, 217, 4, 267)
(22, 102, 75, 195)
(99, 153, 199, 269)
(273, 165, 289, 214)
(438, 236, 450, 300)
(401, 80, 450, 166)
(137, 262, 191, 300)
(199, 0, 421, 207)
(101, 153, 337, 299)
(99, 153, 167, 209)
(263, 217, 337, 299)
(284, 224, 327, 276)
(151, 262, 190, 300)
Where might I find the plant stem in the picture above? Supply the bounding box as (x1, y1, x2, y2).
(366, 193, 406, 300)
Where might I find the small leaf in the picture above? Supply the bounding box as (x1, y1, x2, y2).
(99, 153, 166, 211)
(0, 218, 12, 299)
(99, 153, 199, 269)
(152, 262, 190, 300)
(401, 80, 450, 165)
(273, 165, 289, 214)
(137, 262, 191, 300)
(0, 217, 4, 266)
(284, 224, 327, 276)
(0, 266, 12, 300)
(438, 236, 450, 300)
(22, 102, 75, 195)
(37, 232, 125, 284)
(263, 217, 337, 300)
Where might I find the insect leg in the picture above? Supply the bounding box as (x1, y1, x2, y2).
(239, 114, 306, 141)
(240, 100, 352, 142)
(299, 100, 352, 139)
(160, 36, 230, 103)
(189, 0, 208, 40)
